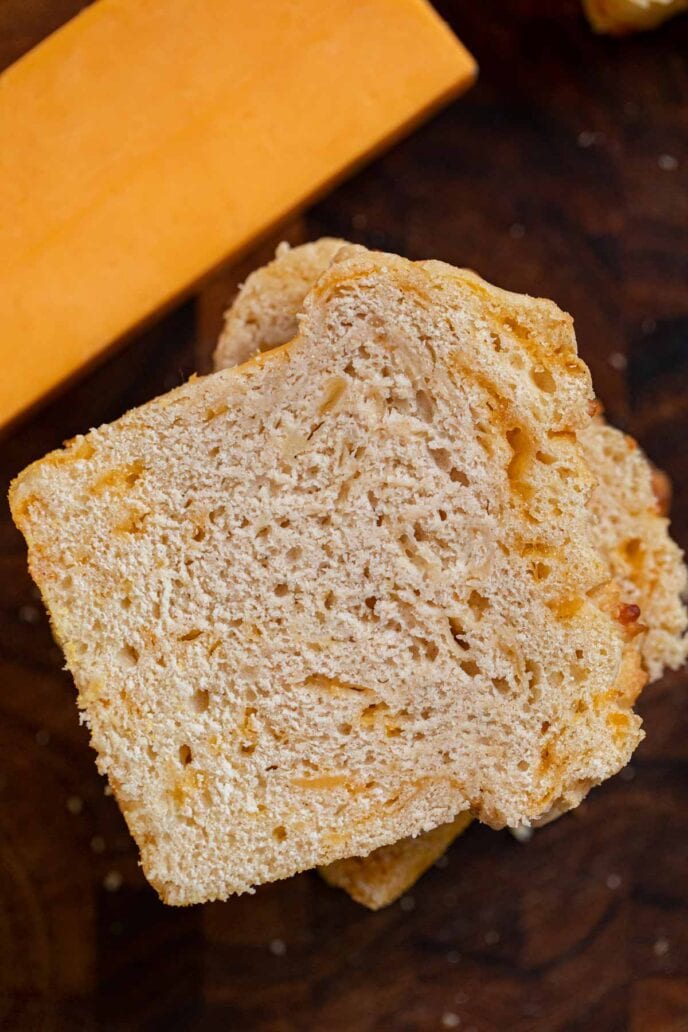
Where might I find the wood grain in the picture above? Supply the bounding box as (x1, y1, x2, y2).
(1, 1, 687, 1028)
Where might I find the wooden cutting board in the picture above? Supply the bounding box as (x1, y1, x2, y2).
(1, 2, 687, 1028)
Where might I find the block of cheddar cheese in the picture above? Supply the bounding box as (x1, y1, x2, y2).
(0, 0, 475, 429)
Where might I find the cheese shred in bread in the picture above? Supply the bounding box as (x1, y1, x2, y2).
(12, 244, 653, 905)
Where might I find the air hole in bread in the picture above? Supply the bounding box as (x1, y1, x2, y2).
(191, 689, 209, 714)
(338, 722, 353, 735)
(449, 618, 470, 650)
(118, 643, 139, 668)
(489, 332, 503, 353)
(438, 509, 448, 522)
(415, 389, 434, 422)
(273, 825, 287, 842)
(468, 590, 490, 617)
(286, 546, 302, 563)
(429, 446, 451, 472)
(337, 480, 352, 505)
(121, 596, 132, 610)
(493, 677, 510, 695)
(365, 596, 377, 612)
(192, 526, 206, 542)
(536, 450, 556, 465)
(179, 628, 202, 642)
(532, 562, 551, 582)
(460, 659, 481, 677)
(526, 669, 541, 705)
(274, 583, 289, 598)
(324, 591, 335, 611)
(450, 467, 469, 486)
(179, 744, 192, 765)
(517, 760, 529, 771)
(423, 640, 439, 662)
(531, 367, 556, 393)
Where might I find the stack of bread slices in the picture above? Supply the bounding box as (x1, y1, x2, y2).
(11, 240, 687, 907)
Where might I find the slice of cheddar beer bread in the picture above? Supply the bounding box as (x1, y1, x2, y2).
(215, 240, 686, 909)
(12, 244, 645, 905)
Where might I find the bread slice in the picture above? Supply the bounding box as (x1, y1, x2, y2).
(583, 0, 688, 34)
(214, 239, 686, 909)
(11, 244, 646, 905)
(321, 812, 472, 910)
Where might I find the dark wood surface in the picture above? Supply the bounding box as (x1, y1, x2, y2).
(1, 2, 687, 1029)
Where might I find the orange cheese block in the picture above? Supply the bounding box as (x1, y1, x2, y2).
(0, 0, 475, 430)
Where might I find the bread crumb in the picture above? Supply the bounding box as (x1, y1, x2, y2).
(66, 795, 83, 815)
(399, 895, 415, 912)
(103, 870, 123, 892)
(18, 604, 41, 624)
(658, 154, 678, 172)
(446, 950, 461, 965)
(484, 929, 500, 945)
(510, 826, 534, 843)
(654, 936, 670, 957)
(606, 872, 622, 890)
(90, 835, 106, 854)
(269, 938, 287, 956)
(577, 130, 604, 148)
(441, 1013, 460, 1029)
(509, 222, 526, 240)
(607, 351, 627, 371)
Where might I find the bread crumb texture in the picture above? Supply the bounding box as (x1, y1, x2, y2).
(12, 244, 665, 905)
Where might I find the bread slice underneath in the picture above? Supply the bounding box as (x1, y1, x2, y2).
(11, 244, 645, 905)
(215, 239, 686, 908)
(321, 812, 472, 910)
